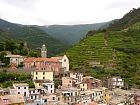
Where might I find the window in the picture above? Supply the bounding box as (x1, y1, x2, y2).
(51, 90, 53, 93)
(35, 95, 37, 99)
(43, 72, 45, 75)
(43, 77, 45, 79)
(69, 80, 71, 83)
(44, 99, 47, 102)
(64, 59, 66, 62)
(33, 90, 35, 93)
(24, 87, 26, 89)
(52, 97, 55, 100)
(75, 92, 77, 96)
(51, 85, 52, 88)
(31, 96, 33, 99)
(18, 87, 20, 89)
(24, 92, 26, 96)
(58, 98, 60, 101)
(36, 72, 38, 75)
(18, 92, 20, 94)
(36, 77, 38, 79)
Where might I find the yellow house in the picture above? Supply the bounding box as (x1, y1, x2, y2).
(33, 70, 53, 81)
(79, 83, 88, 91)
(32, 70, 53, 88)
(102, 87, 112, 103)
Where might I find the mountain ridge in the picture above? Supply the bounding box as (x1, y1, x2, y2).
(0, 19, 68, 56)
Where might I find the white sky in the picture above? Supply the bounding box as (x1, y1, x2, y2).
(0, 0, 140, 25)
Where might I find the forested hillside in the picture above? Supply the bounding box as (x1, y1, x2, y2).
(38, 23, 109, 45)
(108, 7, 140, 30)
(0, 19, 68, 56)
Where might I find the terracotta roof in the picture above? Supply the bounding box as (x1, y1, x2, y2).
(24, 57, 35, 62)
(51, 56, 63, 60)
(24, 57, 60, 63)
(36, 58, 59, 62)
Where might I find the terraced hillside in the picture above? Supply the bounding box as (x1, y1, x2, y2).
(65, 22, 140, 88)
(65, 32, 118, 69)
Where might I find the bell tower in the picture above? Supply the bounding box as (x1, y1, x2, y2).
(41, 44, 47, 58)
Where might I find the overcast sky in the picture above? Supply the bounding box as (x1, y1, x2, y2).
(0, 0, 140, 25)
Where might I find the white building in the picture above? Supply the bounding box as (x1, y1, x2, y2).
(70, 72, 83, 84)
(51, 55, 69, 72)
(42, 81, 55, 94)
(107, 76, 124, 89)
(29, 88, 41, 100)
(5, 54, 25, 66)
(13, 83, 29, 97)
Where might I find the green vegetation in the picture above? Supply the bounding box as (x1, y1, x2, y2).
(38, 23, 108, 45)
(0, 19, 69, 56)
(108, 7, 140, 30)
(0, 71, 34, 88)
(0, 40, 39, 66)
(65, 22, 140, 88)
(65, 8, 140, 88)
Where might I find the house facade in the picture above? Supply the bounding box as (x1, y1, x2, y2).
(5, 54, 25, 66)
(32, 70, 53, 88)
(24, 58, 62, 75)
(0, 94, 25, 105)
(69, 72, 83, 84)
(106, 76, 124, 89)
(62, 77, 76, 87)
(42, 82, 55, 94)
(51, 55, 69, 72)
(13, 83, 29, 98)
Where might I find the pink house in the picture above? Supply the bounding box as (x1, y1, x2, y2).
(62, 77, 77, 87)
(0, 96, 11, 105)
(24, 58, 62, 75)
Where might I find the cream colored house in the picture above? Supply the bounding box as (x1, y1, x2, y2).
(32, 70, 53, 81)
(32, 70, 53, 88)
(51, 55, 69, 72)
(5, 54, 25, 66)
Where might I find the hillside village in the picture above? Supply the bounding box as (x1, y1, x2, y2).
(0, 44, 140, 105)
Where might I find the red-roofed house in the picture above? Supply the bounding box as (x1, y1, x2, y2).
(24, 57, 62, 75)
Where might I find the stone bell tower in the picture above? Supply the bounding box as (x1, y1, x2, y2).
(41, 44, 47, 58)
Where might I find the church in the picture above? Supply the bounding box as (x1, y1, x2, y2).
(24, 44, 69, 75)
